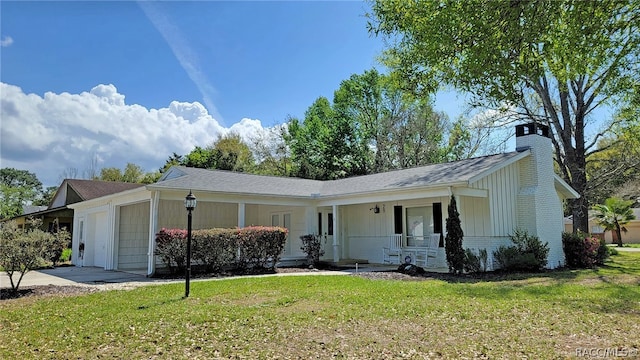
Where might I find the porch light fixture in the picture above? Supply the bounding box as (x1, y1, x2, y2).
(184, 190, 197, 298)
(371, 205, 380, 214)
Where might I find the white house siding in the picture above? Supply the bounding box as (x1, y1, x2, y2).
(157, 200, 238, 230)
(117, 202, 150, 270)
(469, 162, 520, 237)
(458, 196, 491, 238)
(245, 204, 307, 258)
(345, 198, 449, 263)
(516, 134, 566, 268)
(344, 202, 392, 263)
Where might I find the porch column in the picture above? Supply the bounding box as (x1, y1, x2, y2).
(238, 202, 245, 228)
(147, 190, 160, 276)
(332, 204, 339, 263)
(104, 202, 115, 270)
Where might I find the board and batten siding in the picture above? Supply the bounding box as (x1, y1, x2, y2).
(157, 200, 238, 230)
(469, 161, 520, 237)
(118, 202, 150, 270)
(245, 204, 307, 257)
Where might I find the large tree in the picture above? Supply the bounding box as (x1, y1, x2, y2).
(369, 0, 640, 232)
(250, 124, 291, 177)
(333, 69, 448, 172)
(0, 168, 43, 219)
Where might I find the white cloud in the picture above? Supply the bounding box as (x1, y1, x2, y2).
(0, 83, 272, 187)
(0, 36, 13, 47)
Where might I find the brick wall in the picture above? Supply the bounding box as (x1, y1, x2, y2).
(515, 126, 566, 268)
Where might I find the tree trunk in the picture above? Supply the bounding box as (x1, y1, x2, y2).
(568, 166, 589, 233)
(615, 225, 623, 247)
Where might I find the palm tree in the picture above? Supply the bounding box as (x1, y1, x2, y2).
(592, 197, 636, 247)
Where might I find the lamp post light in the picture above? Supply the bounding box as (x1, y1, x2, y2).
(184, 190, 197, 298)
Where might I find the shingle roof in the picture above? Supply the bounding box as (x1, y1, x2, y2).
(150, 167, 323, 197)
(149, 152, 525, 198)
(66, 179, 144, 200)
(321, 152, 523, 197)
(23, 205, 48, 214)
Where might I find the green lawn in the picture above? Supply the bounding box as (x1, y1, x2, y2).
(1, 253, 639, 359)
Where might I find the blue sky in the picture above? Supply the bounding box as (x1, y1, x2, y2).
(1, 1, 465, 187)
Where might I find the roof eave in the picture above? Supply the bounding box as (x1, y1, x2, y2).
(554, 175, 580, 199)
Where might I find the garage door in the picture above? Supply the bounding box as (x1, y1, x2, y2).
(118, 202, 150, 270)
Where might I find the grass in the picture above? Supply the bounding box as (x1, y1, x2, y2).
(1, 254, 639, 359)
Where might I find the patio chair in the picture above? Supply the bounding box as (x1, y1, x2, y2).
(382, 234, 403, 264)
(415, 233, 440, 267)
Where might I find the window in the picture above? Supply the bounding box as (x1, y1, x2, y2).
(318, 212, 323, 235)
(394, 206, 403, 234)
(406, 207, 434, 246)
(328, 213, 333, 236)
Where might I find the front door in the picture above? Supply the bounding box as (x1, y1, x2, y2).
(271, 212, 291, 255)
(318, 210, 334, 260)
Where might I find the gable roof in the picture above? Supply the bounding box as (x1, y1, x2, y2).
(149, 151, 531, 198)
(150, 167, 323, 197)
(50, 179, 144, 208)
(321, 152, 527, 197)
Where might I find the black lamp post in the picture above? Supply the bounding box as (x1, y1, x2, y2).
(184, 190, 197, 298)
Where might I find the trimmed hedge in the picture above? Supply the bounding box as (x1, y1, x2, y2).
(155, 226, 288, 274)
(562, 231, 609, 268)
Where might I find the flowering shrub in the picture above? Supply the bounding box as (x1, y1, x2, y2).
(155, 228, 187, 274)
(192, 228, 237, 273)
(155, 226, 287, 274)
(236, 226, 288, 270)
(562, 231, 609, 268)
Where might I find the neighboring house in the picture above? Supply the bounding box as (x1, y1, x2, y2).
(564, 208, 640, 244)
(68, 123, 579, 275)
(2, 179, 142, 236)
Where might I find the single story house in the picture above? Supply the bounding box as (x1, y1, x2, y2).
(564, 208, 640, 244)
(68, 123, 579, 275)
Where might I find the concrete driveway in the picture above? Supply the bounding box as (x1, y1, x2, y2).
(0, 266, 153, 289)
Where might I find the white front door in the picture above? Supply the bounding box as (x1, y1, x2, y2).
(93, 212, 108, 268)
(271, 212, 291, 255)
(319, 210, 334, 260)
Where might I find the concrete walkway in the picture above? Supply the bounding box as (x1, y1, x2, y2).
(0, 265, 401, 289)
(607, 245, 640, 252)
(0, 266, 157, 289)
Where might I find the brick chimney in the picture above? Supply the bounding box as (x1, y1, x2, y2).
(515, 123, 565, 268)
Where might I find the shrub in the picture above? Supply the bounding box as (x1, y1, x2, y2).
(445, 195, 465, 274)
(0, 221, 52, 293)
(463, 248, 488, 273)
(43, 224, 71, 267)
(60, 248, 73, 263)
(463, 248, 481, 273)
(155, 228, 187, 274)
(300, 234, 324, 266)
(155, 226, 288, 274)
(192, 229, 237, 273)
(562, 231, 609, 268)
(236, 226, 287, 271)
(493, 229, 549, 271)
